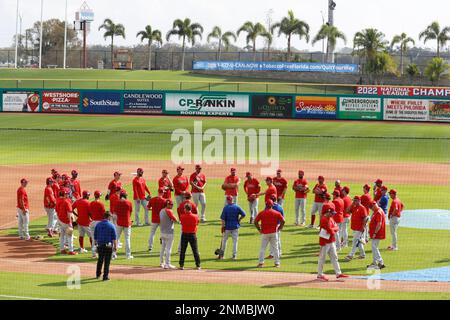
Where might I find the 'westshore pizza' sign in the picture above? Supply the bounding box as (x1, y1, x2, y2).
(356, 86, 450, 98)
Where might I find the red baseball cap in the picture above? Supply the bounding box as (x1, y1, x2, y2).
(230, 167, 236, 172)
(51, 168, 57, 173)
(94, 190, 102, 198)
(226, 195, 233, 202)
(375, 179, 383, 184)
(162, 169, 168, 174)
(343, 186, 350, 194)
(333, 190, 341, 197)
(137, 168, 144, 172)
(166, 199, 173, 206)
(318, 176, 325, 180)
(353, 196, 361, 201)
(177, 166, 185, 171)
(265, 199, 274, 207)
(82, 190, 90, 198)
(364, 184, 371, 190)
(46, 177, 54, 185)
(370, 201, 377, 207)
(54, 173, 61, 179)
(298, 170, 304, 175)
(266, 176, 273, 182)
(389, 189, 397, 194)
(277, 169, 282, 173)
(324, 193, 331, 199)
(184, 191, 192, 198)
(195, 164, 202, 169)
(71, 170, 78, 176)
(20, 178, 28, 184)
(61, 174, 69, 180)
(120, 190, 128, 197)
(114, 171, 122, 176)
(381, 186, 388, 191)
(246, 172, 252, 177)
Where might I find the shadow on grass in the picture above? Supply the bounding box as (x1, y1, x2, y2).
(38, 278, 100, 288)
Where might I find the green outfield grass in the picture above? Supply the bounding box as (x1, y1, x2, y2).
(0, 69, 352, 94)
(1, 113, 450, 300)
(0, 114, 449, 165)
(1, 272, 448, 300)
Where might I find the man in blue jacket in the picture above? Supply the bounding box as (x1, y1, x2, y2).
(94, 212, 117, 281)
(377, 186, 389, 216)
(219, 195, 246, 260)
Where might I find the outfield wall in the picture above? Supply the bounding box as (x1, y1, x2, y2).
(0, 87, 449, 123)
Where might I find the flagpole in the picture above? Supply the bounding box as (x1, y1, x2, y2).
(63, 0, 68, 68)
(39, 0, 44, 69)
(14, 0, 19, 68)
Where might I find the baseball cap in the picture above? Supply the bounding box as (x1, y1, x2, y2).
(114, 171, 122, 176)
(51, 168, 57, 173)
(270, 194, 277, 202)
(370, 201, 377, 207)
(184, 191, 192, 199)
(166, 199, 173, 206)
(158, 188, 165, 194)
(177, 166, 185, 171)
(120, 190, 128, 197)
(195, 164, 202, 169)
(246, 172, 252, 177)
(324, 192, 331, 199)
(137, 168, 144, 172)
(54, 173, 61, 179)
(71, 170, 78, 176)
(46, 177, 54, 184)
(298, 170, 304, 175)
(277, 169, 282, 173)
(353, 195, 361, 201)
(162, 169, 168, 174)
(363, 184, 371, 190)
(230, 167, 236, 172)
(94, 190, 102, 198)
(332, 190, 340, 197)
(389, 189, 397, 194)
(381, 186, 388, 191)
(343, 186, 350, 194)
(318, 175, 325, 180)
(82, 190, 90, 198)
(226, 195, 233, 202)
(335, 179, 341, 184)
(20, 178, 28, 184)
(265, 176, 273, 182)
(265, 199, 274, 207)
(61, 174, 69, 180)
(375, 179, 383, 184)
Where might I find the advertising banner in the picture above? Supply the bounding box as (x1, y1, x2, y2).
(338, 97, 382, 120)
(356, 85, 450, 98)
(2, 91, 40, 112)
(295, 96, 337, 119)
(429, 100, 450, 122)
(123, 92, 164, 114)
(383, 99, 429, 121)
(81, 91, 121, 114)
(251, 95, 293, 118)
(42, 91, 80, 113)
(193, 61, 359, 73)
(165, 93, 249, 116)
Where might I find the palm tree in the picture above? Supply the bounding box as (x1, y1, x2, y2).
(312, 24, 346, 63)
(424, 57, 449, 85)
(136, 25, 163, 70)
(98, 19, 126, 69)
(237, 21, 268, 61)
(207, 26, 236, 61)
(166, 18, 203, 71)
(390, 33, 415, 76)
(419, 21, 450, 58)
(270, 10, 309, 61)
(353, 28, 388, 61)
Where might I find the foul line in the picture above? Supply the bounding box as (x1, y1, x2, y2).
(0, 294, 55, 300)
(0, 127, 449, 140)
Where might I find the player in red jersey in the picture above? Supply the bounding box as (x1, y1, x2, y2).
(132, 168, 151, 226)
(173, 166, 189, 207)
(190, 165, 207, 222)
(70, 170, 81, 201)
(73, 191, 93, 254)
(159, 169, 174, 200)
(17, 178, 30, 240)
(89, 190, 106, 258)
(147, 188, 167, 252)
(106, 171, 122, 201)
(222, 168, 240, 205)
(244, 172, 261, 223)
(292, 170, 309, 226)
(273, 169, 288, 206)
(44, 177, 57, 237)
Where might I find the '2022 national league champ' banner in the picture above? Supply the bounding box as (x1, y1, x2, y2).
(193, 61, 359, 73)
(356, 85, 450, 97)
(42, 91, 80, 113)
(338, 97, 382, 120)
(251, 95, 293, 118)
(2, 91, 40, 112)
(123, 92, 164, 114)
(165, 93, 250, 116)
(295, 96, 337, 119)
(81, 91, 121, 114)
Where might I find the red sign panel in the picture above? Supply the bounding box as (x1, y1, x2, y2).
(42, 91, 80, 113)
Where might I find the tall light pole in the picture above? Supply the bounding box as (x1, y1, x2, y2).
(63, 0, 68, 68)
(320, 10, 325, 63)
(328, 0, 336, 63)
(39, 0, 44, 69)
(14, 0, 19, 68)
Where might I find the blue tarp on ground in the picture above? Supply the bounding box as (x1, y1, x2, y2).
(388, 209, 450, 230)
(355, 266, 450, 282)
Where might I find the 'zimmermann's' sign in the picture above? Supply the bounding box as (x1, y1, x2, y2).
(356, 86, 450, 98)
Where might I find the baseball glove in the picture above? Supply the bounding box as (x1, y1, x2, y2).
(105, 194, 110, 201)
(221, 183, 228, 191)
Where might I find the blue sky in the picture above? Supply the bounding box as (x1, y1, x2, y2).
(0, 0, 449, 52)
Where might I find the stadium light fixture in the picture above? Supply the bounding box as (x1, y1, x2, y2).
(14, 0, 19, 69)
(38, 0, 44, 69)
(63, 0, 68, 69)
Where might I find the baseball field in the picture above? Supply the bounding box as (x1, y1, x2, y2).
(1, 106, 450, 300)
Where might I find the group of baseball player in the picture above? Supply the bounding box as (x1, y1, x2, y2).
(16, 165, 404, 281)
